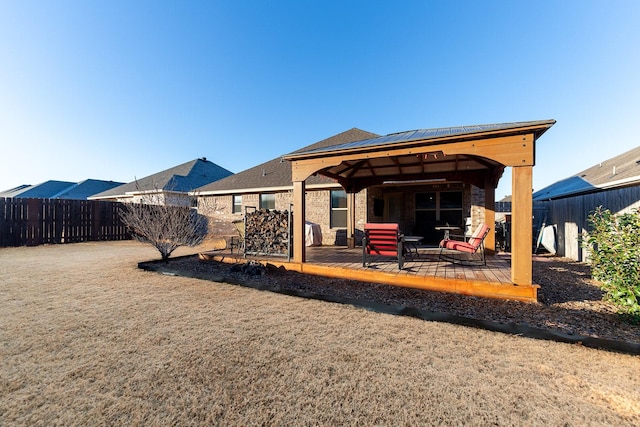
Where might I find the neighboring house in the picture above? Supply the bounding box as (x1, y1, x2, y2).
(533, 146, 640, 261)
(0, 179, 125, 200)
(90, 158, 233, 206)
(196, 128, 492, 247)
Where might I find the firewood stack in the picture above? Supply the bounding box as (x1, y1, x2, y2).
(244, 209, 291, 256)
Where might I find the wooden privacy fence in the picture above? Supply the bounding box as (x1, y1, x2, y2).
(0, 198, 130, 247)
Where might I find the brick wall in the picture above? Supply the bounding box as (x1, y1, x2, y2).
(470, 186, 486, 231)
(197, 194, 239, 239)
(198, 188, 362, 246)
(198, 183, 487, 247)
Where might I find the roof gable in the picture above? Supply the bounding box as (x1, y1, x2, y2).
(91, 158, 233, 198)
(56, 179, 125, 199)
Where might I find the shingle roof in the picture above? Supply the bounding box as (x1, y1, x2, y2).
(0, 184, 32, 198)
(91, 158, 233, 199)
(196, 128, 379, 194)
(54, 179, 125, 200)
(0, 180, 76, 198)
(0, 179, 127, 200)
(534, 146, 640, 200)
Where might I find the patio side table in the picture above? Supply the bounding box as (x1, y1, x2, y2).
(403, 235, 423, 258)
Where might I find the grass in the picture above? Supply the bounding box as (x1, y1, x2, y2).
(1, 241, 639, 425)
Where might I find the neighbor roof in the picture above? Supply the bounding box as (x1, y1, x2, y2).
(0, 184, 33, 198)
(534, 146, 640, 200)
(0, 180, 76, 198)
(55, 179, 125, 199)
(90, 158, 233, 199)
(195, 128, 379, 194)
(0, 179, 126, 200)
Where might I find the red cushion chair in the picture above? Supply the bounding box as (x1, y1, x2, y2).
(362, 223, 404, 269)
(439, 223, 490, 265)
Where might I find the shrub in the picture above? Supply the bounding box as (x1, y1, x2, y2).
(120, 203, 207, 262)
(586, 206, 640, 323)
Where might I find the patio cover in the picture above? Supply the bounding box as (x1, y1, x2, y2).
(284, 119, 555, 287)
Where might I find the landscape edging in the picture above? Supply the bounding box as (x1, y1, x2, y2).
(138, 259, 640, 356)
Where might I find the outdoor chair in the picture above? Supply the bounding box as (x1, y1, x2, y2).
(228, 219, 245, 254)
(439, 223, 490, 266)
(362, 223, 404, 269)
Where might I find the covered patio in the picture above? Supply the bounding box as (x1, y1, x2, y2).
(282, 120, 555, 301)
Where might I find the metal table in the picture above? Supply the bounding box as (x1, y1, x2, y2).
(403, 235, 423, 258)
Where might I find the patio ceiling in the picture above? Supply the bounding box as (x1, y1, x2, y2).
(317, 152, 504, 192)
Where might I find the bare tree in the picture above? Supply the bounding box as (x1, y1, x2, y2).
(119, 190, 207, 262)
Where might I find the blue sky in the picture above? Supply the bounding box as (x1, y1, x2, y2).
(1, 1, 639, 200)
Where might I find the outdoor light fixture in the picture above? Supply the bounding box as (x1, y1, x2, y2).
(423, 151, 446, 160)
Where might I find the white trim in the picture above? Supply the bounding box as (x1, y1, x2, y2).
(89, 189, 190, 200)
(597, 175, 640, 190)
(191, 182, 343, 196)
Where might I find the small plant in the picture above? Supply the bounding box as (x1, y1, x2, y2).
(586, 206, 640, 323)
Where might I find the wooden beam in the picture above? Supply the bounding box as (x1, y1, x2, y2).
(444, 134, 535, 166)
(511, 166, 533, 285)
(291, 158, 343, 182)
(292, 180, 306, 263)
(290, 134, 534, 177)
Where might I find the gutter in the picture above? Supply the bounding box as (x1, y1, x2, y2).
(191, 182, 344, 197)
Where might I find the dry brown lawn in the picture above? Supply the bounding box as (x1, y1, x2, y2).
(1, 241, 639, 426)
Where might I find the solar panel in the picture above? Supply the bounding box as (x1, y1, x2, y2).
(291, 120, 555, 157)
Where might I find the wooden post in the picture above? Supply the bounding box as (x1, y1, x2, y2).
(347, 191, 356, 248)
(292, 180, 306, 263)
(484, 176, 496, 254)
(511, 166, 533, 285)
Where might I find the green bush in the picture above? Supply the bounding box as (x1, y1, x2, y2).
(586, 206, 640, 323)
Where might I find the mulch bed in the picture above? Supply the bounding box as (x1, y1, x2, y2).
(140, 253, 640, 354)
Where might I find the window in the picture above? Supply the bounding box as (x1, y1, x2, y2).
(232, 195, 242, 214)
(330, 189, 347, 228)
(415, 191, 463, 244)
(439, 191, 463, 225)
(259, 193, 276, 210)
